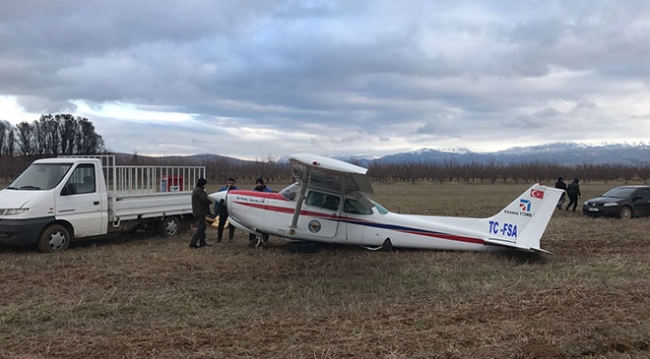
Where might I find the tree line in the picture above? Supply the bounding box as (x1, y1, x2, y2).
(1, 114, 649, 185)
(0, 114, 105, 181)
(0, 114, 104, 158)
(114, 155, 650, 187)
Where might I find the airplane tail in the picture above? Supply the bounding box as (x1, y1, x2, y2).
(483, 184, 563, 253)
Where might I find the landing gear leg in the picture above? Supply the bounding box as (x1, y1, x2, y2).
(250, 232, 269, 249)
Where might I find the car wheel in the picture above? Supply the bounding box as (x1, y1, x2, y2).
(619, 206, 633, 220)
(159, 216, 181, 237)
(38, 224, 71, 253)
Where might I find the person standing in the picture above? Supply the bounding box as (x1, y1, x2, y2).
(554, 177, 567, 210)
(249, 178, 273, 244)
(216, 178, 238, 242)
(189, 178, 211, 248)
(566, 178, 581, 212)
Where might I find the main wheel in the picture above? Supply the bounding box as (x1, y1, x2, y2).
(159, 216, 181, 237)
(619, 206, 633, 220)
(382, 238, 393, 252)
(38, 224, 71, 253)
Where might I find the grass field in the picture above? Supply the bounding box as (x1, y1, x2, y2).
(2, 182, 650, 358)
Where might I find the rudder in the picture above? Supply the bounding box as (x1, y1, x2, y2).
(485, 184, 563, 252)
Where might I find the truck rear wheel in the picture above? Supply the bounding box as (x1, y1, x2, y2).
(159, 216, 181, 237)
(38, 224, 71, 253)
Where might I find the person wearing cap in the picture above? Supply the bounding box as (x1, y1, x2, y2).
(216, 178, 238, 242)
(249, 177, 274, 244)
(189, 178, 211, 248)
(254, 177, 273, 193)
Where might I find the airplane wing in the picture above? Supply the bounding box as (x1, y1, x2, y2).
(289, 153, 374, 195)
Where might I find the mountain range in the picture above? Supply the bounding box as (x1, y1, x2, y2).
(334, 142, 650, 166)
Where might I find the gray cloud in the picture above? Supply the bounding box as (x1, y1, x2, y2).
(1, 0, 649, 158)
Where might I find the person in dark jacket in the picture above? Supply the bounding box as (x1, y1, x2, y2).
(554, 177, 567, 210)
(566, 179, 581, 211)
(249, 178, 273, 244)
(254, 177, 273, 193)
(216, 178, 238, 242)
(189, 178, 211, 248)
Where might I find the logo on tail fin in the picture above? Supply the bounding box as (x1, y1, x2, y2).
(519, 199, 531, 212)
(531, 189, 545, 199)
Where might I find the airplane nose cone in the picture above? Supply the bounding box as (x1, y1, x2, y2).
(208, 191, 227, 203)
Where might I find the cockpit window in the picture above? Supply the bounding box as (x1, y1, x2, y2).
(306, 191, 340, 210)
(343, 199, 373, 215)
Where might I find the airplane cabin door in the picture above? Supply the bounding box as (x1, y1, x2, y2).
(297, 190, 342, 240)
(342, 197, 383, 246)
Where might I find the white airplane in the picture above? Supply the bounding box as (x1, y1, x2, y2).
(208, 153, 563, 253)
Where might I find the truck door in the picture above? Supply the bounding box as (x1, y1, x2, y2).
(56, 163, 106, 238)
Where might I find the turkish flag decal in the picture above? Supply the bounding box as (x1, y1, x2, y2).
(530, 189, 545, 199)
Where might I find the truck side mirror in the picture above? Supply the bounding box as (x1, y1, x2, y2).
(61, 183, 77, 196)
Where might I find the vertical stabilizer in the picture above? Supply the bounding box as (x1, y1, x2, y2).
(484, 184, 563, 252)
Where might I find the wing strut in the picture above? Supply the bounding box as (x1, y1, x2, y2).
(288, 180, 309, 235)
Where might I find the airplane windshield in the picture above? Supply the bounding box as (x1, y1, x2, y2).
(279, 182, 300, 201)
(372, 201, 389, 214)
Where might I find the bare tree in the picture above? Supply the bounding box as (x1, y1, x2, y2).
(16, 122, 33, 156)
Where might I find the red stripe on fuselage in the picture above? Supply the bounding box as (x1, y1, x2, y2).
(234, 201, 339, 219)
(234, 196, 485, 245)
(229, 190, 286, 200)
(399, 230, 485, 244)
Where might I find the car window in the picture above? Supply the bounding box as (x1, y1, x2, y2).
(637, 189, 650, 200)
(602, 187, 636, 198)
(63, 164, 96, 195)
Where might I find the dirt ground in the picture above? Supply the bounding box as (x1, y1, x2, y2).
(1, 182, 650, 358)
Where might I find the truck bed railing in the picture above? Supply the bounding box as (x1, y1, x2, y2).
(59, 155, 206, 194)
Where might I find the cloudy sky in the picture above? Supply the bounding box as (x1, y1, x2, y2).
(1, 0, 649, 159)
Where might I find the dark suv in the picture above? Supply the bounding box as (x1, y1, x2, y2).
(582, 185, 650, 219)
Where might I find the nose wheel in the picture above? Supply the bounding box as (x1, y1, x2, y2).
(250, 232, 269, 249)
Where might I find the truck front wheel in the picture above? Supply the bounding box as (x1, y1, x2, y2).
(159, 216, 181, 237)
(38, 224, 71, 253)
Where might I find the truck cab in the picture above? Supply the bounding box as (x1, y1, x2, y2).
(0, 156, 204, 252)
(0, 158, 108, 251)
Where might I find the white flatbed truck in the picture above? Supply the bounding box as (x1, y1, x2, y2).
(0, 155, 206, 252)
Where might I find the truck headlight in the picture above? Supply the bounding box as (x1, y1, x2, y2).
(603, 202, 619, 207)
(1, 208, 29, 215)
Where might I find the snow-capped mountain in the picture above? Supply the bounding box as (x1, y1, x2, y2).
(372, 142, 650, 165)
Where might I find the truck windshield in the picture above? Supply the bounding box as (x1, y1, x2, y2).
(9, 163, 73, 191)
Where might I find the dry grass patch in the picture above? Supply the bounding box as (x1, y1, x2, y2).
(2, 182, 650, 358)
